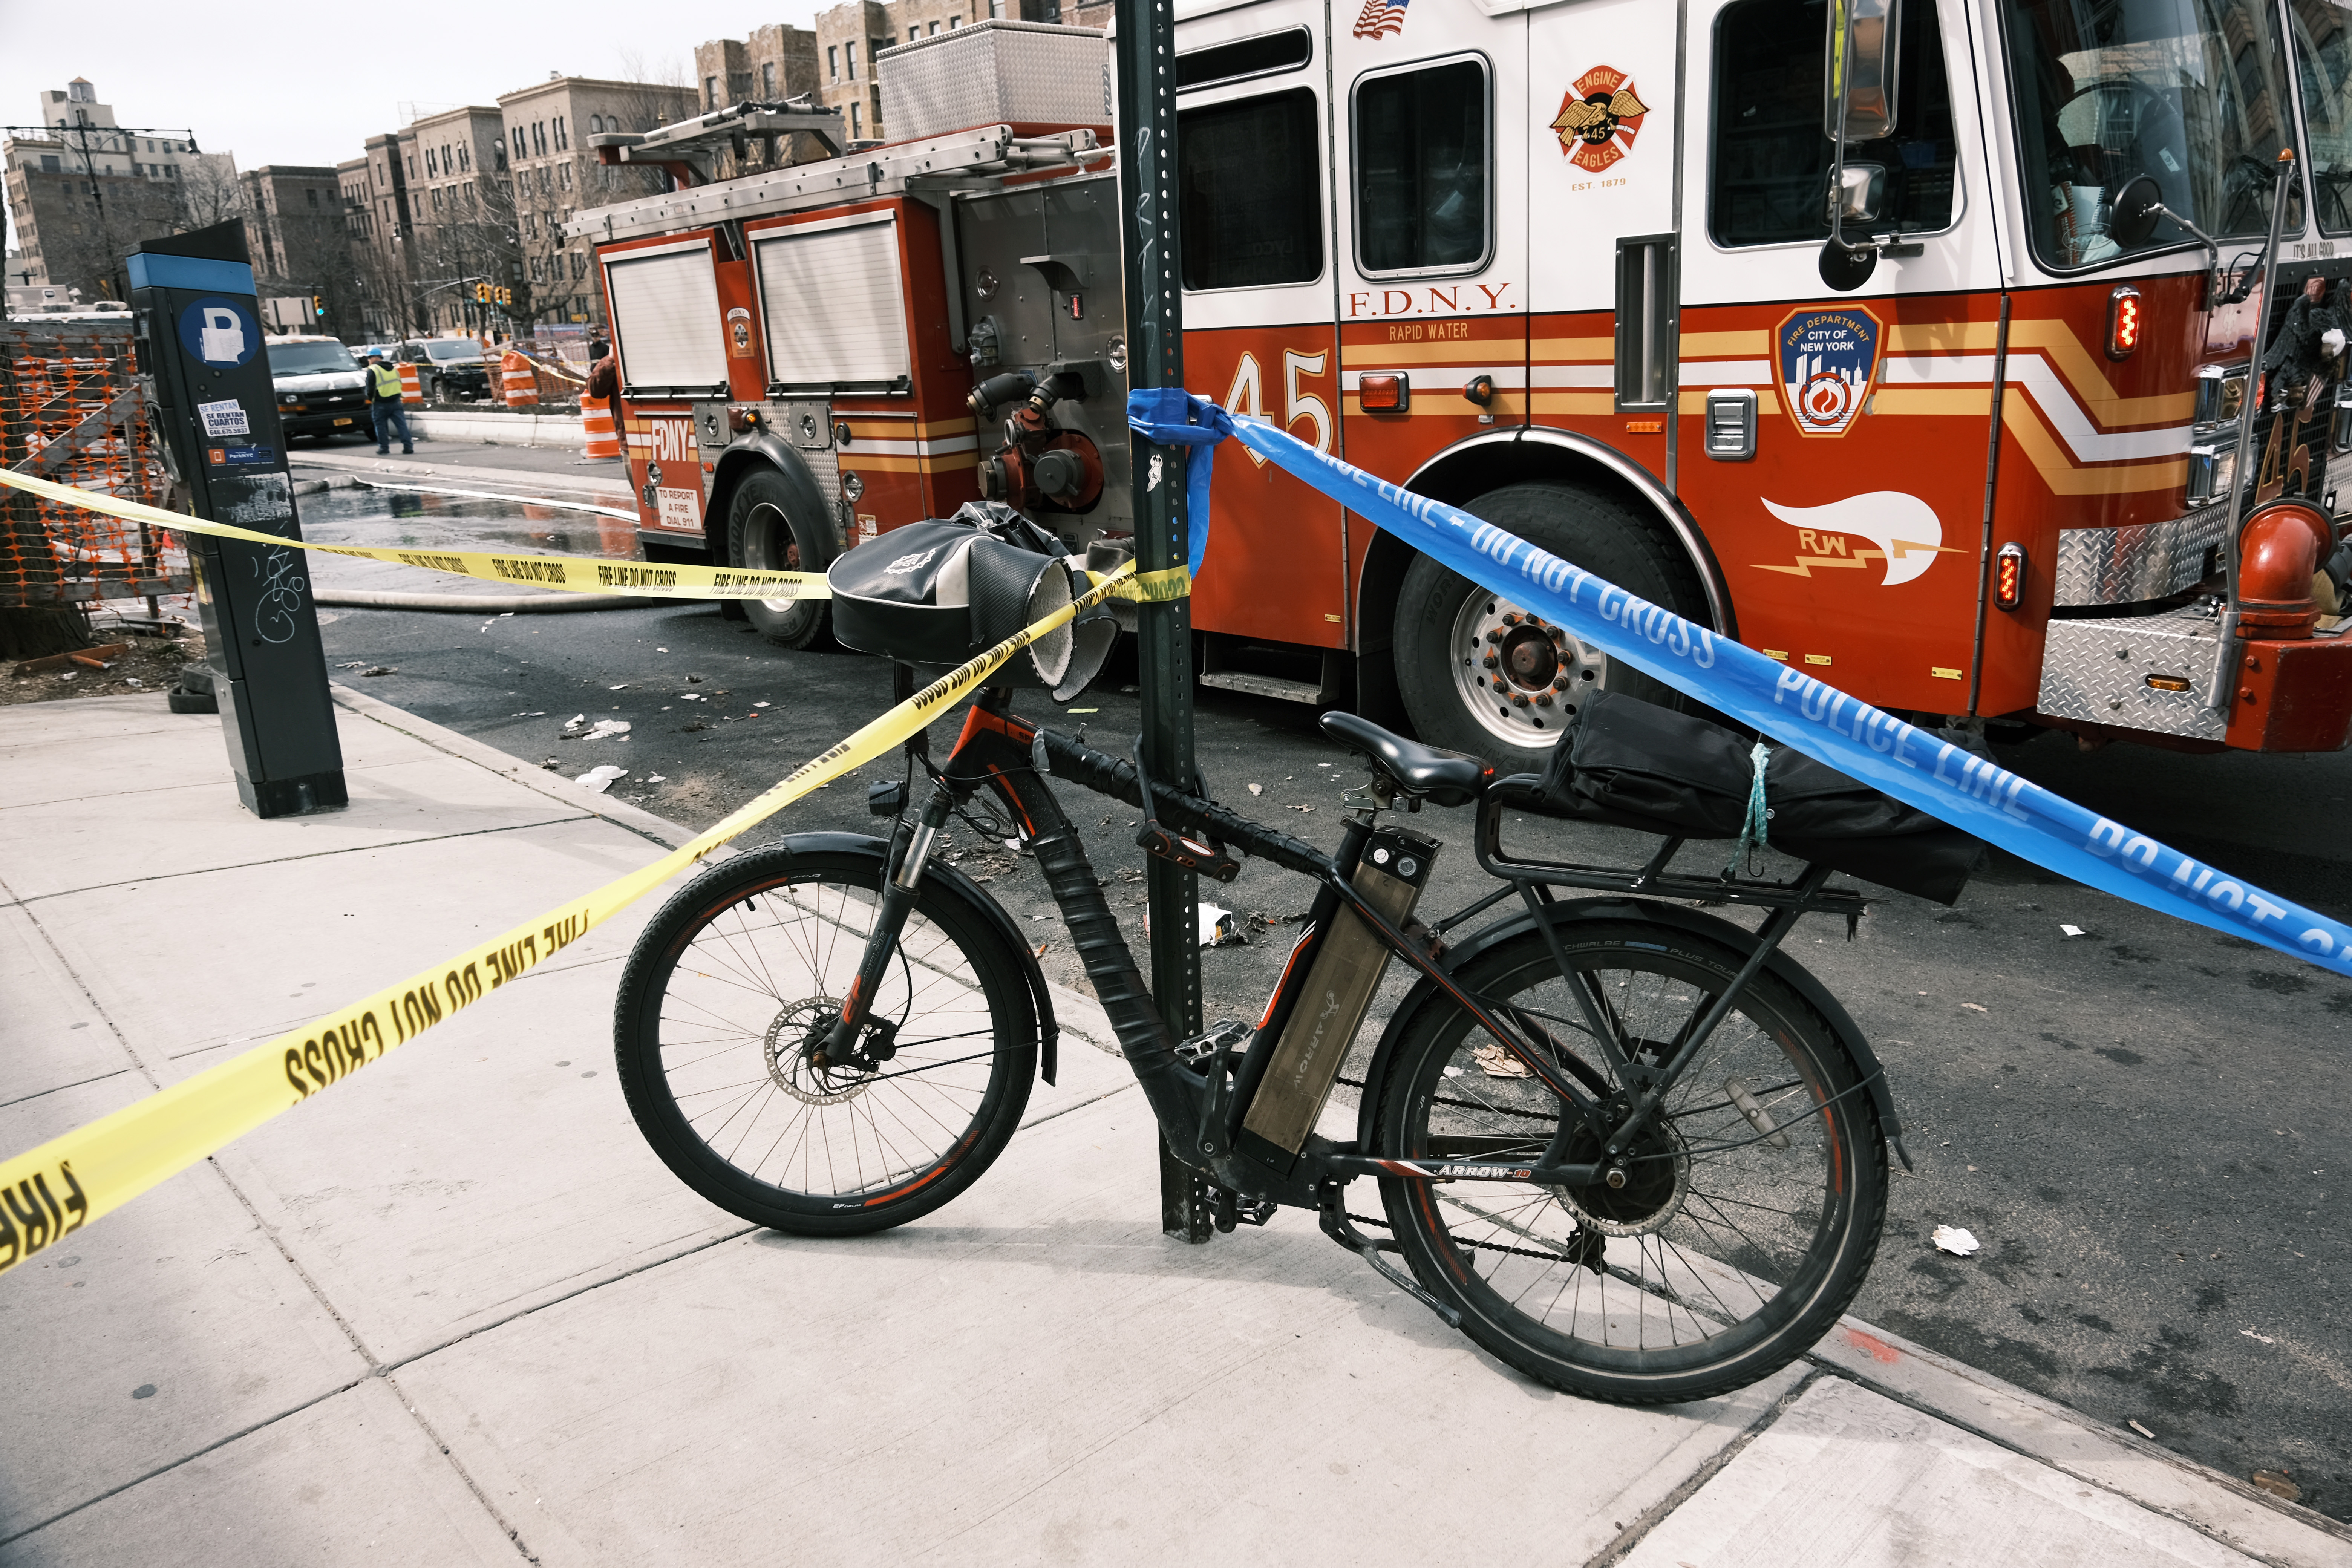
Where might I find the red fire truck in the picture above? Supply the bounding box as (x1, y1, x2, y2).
(571, 3, 2352, 769)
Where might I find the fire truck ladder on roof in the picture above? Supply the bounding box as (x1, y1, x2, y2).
(568, 125, 1104, 246)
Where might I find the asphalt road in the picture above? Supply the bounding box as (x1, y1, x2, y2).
(300, 481, 2350, 1519)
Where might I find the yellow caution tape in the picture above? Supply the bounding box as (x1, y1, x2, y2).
(0, 558, 1137, 1277)
(0, 467, 828, 602)
(1117, 565, 1191, 602)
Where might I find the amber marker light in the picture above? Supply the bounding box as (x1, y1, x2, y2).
(1994, 542, 2027, 609)
(1358, 373, 1409, 412)
(2107, 286, 2143, 360)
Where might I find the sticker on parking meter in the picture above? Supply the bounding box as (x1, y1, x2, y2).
(177, 299, 260, 369)
(204, 443, 277, 468)
(196, 398, 251, 438)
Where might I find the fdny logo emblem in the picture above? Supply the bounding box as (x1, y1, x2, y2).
(1777, 306, 1882, 437)
(1753, 493, 1958, 587)
(1350, 0, 1409, 40)
(1551, 67, 1650, 173)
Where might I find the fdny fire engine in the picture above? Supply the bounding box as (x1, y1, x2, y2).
(568, 2, 2352, 767)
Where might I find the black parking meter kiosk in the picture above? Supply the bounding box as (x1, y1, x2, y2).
(130, 222, 346, 818)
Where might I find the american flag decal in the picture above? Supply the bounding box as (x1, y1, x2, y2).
(1352, 0, 1409, 38)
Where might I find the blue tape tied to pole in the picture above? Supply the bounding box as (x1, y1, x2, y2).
(1128, 389, 2352, 974)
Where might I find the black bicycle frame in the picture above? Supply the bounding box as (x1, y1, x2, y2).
(822, 688, 1853, 1205)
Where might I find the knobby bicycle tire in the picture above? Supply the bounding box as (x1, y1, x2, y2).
(1372, 919, 1887, 1404)
(614, 843, 1036, 1236)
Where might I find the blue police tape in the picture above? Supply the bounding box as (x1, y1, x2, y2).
(1128, 386, 2352, 974)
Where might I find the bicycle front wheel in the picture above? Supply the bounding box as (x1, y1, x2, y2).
(1372, 919, 1886, 1404)
(615, 843, 1036, 1236)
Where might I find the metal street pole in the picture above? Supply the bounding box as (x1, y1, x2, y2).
(1112, 0, 1211, 1243)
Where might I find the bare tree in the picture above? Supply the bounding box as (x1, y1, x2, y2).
(172, 154, 246, 229)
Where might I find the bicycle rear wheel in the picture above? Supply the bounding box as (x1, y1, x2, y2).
(1372, 918, 1886, 1404)
(614, 843, 1036, 1236)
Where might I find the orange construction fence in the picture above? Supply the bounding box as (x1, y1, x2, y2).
(0, 320, 186, 611)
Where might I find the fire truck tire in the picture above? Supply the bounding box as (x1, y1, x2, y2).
(726, 466, 836, 649)
(1393, 482, 1700, 772)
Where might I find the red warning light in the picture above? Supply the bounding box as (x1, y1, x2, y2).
(1994, 542, 2026, 610)
(2107, 286, 2143, 360)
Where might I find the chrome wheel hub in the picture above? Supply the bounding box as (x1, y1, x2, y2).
(1447, 588, 1608, 751)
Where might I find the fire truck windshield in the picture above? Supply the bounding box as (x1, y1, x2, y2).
(2003, 0, 2298, 271)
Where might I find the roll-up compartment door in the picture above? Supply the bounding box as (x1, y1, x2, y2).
(752, 213, 912, 393)
(605, 238, 727, 396)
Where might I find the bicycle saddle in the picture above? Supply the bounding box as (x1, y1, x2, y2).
(1320, 712, 1489, 807)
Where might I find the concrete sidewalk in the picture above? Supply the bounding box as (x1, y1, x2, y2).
(3, 691, 2346, 1567)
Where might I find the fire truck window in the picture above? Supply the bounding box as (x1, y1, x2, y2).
(1352, 58, 1491, 275)
(2292, 0, 2352, 234)
(1710, 0, 1957, 248)
(1178, 87, 1325, 290)
(2003, 0, 2298, 269)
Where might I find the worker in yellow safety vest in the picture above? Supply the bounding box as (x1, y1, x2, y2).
(364, 353, 413, 455)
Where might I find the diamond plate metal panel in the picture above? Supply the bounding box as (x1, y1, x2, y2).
(2037, 612, 2230, 740)
(878, 22, 1111, 143)
(2053, 505, 2230, 606)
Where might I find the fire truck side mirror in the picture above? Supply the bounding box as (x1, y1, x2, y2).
(2110, 176, 2163, 250)
(1819, 238, 1879, 293)
(1822, 0, 1900, 143)
(1827, 163, 1886, 225)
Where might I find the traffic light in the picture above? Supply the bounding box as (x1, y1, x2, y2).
(475, 282, 492, 303)
(498, 286, 512, 307)
(311, 294, 324, 321)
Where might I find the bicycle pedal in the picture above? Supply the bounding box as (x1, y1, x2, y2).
(1176, 1019, 1251, 1066)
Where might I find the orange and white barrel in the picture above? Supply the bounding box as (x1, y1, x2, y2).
(502, 351, 540, 410)
(581, 400, 621, 459)
(397, 363, 422, 405)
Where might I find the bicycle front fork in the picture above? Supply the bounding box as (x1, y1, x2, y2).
(820, 786, 957, 1070)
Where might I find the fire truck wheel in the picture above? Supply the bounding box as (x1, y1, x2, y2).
(1393, 482, 1701, 772)
(726, 467, 836, 649)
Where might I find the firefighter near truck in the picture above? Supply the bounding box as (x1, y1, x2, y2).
(566, 0, 2352, 768)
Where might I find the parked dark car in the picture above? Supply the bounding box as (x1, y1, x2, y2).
(396, 338, 493, 402)
(263, 336, 372, 441)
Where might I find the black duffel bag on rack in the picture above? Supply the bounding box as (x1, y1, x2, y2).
(825, 503, 1124, 700)
(1522, 690, 1980, 904)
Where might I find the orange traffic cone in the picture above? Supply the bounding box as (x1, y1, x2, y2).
(582, 399, 621, 459)
(502, 350, 540, 410)
(397, 362, 423, 405)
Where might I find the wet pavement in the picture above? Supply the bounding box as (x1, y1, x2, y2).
(294, 482, 2352, 1521)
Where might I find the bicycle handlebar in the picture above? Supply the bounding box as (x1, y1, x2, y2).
(1036, 729, 1338, 880)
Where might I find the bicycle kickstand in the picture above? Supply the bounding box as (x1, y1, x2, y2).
(1317, 1187, 1462, 1328)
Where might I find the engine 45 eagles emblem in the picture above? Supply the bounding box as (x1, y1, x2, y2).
(1552, 66, 1650, 173)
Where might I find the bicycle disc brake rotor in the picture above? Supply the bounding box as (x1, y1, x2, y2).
(1550, 1119, 1692, 1237)
(764, 996, 872, 1107)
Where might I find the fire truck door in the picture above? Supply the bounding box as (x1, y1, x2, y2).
(1334, 2, 1532, 496)
(1675, 0, 2004, 717)
(1173, 3, 1349, 649)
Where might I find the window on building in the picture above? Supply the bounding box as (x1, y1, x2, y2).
(432, 186, 443, 211)
(1352, 57, 1491, 275)
(909, 25, 919, 40)
(851, 101, 862, 138)
(707, 74, 721, 107)
(531, 256, 544, 282)
(534, 122, 547, 155)
(458, 143, 470, 172)
(763, 62, 778, 96)
(512, 127, 526, 158)
(1179, 87, 1324, 289)
(847, 42, 859, 79)
(495, 143, 508, 172)
(426, 147, 438, 176)
(526, 211, 537, 237)
(41, 154, 58, 172)
(167, 164, 178, 179)
(407, 155, 417, 178)
(985, 0, 999, 19)
(571, 253, 586, 279)
(554, 116, 567, 150)
(560, 162, 571, 189)
(306, 188, 318, 207)
(829, 45, 839, 81)
(948, 16, 960, 28)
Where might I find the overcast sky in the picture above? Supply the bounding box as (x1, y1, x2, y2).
(3, 0, 822, 253)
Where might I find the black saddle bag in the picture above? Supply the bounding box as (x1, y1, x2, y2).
(1529, 690, 1978, 904)
(825, 504, 1120, 699)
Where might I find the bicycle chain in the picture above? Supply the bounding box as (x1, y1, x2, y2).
(1345, 1211, 1588, 1267)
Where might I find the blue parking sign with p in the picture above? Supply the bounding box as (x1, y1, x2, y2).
(178, 298, 260, 369)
